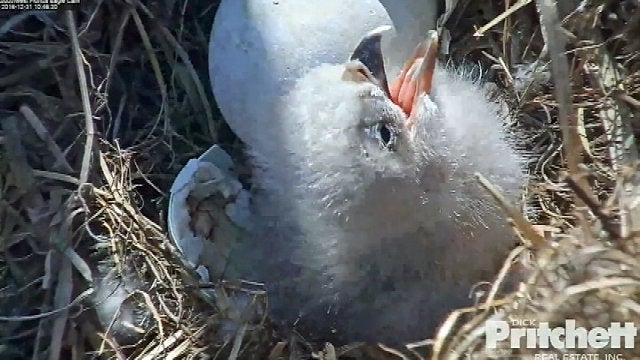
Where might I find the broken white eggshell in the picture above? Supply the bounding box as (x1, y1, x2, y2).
(168, 145, 251, 282)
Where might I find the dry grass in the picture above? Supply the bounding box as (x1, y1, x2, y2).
(0, 1, 269, 359)
(0, 0, 639, 359)
(430, 1, 640, 358)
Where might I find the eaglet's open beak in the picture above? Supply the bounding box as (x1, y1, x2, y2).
(348, 26, 439, 129)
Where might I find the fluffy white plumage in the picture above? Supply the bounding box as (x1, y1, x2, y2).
(207, 0, 526, 344)
(242, 61, 525, 343)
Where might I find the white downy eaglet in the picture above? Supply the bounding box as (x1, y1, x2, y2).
(203, 0, 526, 344)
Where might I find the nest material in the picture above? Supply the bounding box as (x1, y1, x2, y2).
(0, 2, 272, 359)
(429, 1, 640, 358)
(0, 0, 639, 359)
(433, 172, 640, 358)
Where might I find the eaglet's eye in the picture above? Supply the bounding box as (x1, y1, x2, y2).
(364, 122, 398, 151)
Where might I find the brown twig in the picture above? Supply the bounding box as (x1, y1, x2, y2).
(475, 173, 547, 249)
(133, 0, 217, 142)
(535, 0, 590, 206)
(65, 10, 95, 185)
(473, 0, 532, 37)
(19, 105, 74, 173)
(564, 174, 621, 239)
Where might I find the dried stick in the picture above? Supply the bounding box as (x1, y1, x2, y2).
(65, 10, 95, 185)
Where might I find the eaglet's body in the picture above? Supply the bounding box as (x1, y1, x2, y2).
(239, 64, 525, 343)
(208, 0, 524, 345)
